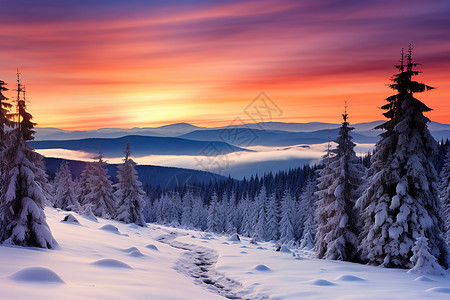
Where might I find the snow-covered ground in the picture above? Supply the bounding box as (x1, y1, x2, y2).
(1, 208, 449, 299)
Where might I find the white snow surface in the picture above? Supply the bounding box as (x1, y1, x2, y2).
(1, 208, 449, 299)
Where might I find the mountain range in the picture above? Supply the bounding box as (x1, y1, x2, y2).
(34, 121, 450, 148)
(30, 135, 249, 157)
(33, 121, 450, 179)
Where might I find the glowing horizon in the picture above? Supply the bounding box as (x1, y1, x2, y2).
(1, 0, 449, 131)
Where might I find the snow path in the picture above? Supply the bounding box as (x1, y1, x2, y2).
(157, 232, 269, 300)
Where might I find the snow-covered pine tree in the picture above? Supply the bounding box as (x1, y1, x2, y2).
(84, 153, 116, 219)
(168, 192, 182, 226)
(0, 78, 55, 248)
(54, 161, 79, 211)
(241, 194, 254, 237)
(408, 235, 445, 275)
(439, 146, 450, 246)
(114, 141, 146, 226)
(315, 141, 337, 258)
(191, 195, 206, 230)
(266, 192, 279, 241)
(224, 191, 237, 234)
(299, 177, 319, 249)
(317, 107, 363, 261)
(181, 191, 194, 228)
(254, 186, 268, 241)
(77, 162, 95, 206)
(356, 46, 449, 268)
(207, 192, 221, 233)
(279, 189, 295, 246)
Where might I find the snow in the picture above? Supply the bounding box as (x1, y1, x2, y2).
(1, 207, 449, 299)
(92, 259, 134, 269)
(10, 267, 65, 284)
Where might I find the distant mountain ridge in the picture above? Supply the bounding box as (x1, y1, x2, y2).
(35, 121, 450, 142)
(30, 135, 250, 157)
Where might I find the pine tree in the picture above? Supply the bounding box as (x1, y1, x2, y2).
(300, 178, 318, 249)
(356, 46, 449, 268)
(115, 141, 146, 226)
(168, 192, 182, 226)
(279, 190, 295, 246)
(440, 145, 450, 246)
(191, 195, 205, 230)
(84, 153, 116, 219)
(77, 162, 95, 206)
(266, 192, 279, 241)
(181, 191, 194, 228)
(254, 186, 268, 241)
(54, 161, 79, 211)
(408, 235, 445, 275)
(241, 194, 254, 237)
(315, 142, 337, 258)
(224, 191, 237, 234)
(0, 76, 55, 248)
(207, 192, 221, 233)
(316, 108, 364, 261)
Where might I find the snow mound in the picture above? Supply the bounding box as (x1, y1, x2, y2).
(425, 287, 450, 294)
(279, 245, 291, 253)
(308, 279, 336, 286)
(414, 276, 435, 282)
(335, 275, 365, 282)
(221, 242, 229, 245)
(92, 259, 133, 269)
(227, 234, 240, 242)
(128, 250, 145, 257)
(145, 244, 159, 251)
(240, 251, 248, 254)
(256, 246, 266, 250)
(99, 224, 120, 234)
(61, 214, 81, 225)
(253, 264, 271, 271)
(10, 267, 65, 284)
(121, 247, 145, 257)
(122, 247, 139, 253)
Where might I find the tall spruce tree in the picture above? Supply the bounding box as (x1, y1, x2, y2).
(115, 141, 146, 226)
(439, 146, 450, 246)
(207, 192, 221, 233)
(266, 192, 280, 241)
(315, 108, 363, 261)
(54, 161, 78, 211)
(279, 189, 296, 246)
(77, 162, 95, 207)
(299, 177, 318, 249)
(84, 153, 116, 219)
(315, 142, 336, 258)
(0, 77, 55, 248)
(356, 46, 449, 268)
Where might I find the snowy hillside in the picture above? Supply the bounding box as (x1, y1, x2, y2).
(1, 208, 449, 299)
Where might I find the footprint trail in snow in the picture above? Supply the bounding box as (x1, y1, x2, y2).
(157, 232, 269, 300)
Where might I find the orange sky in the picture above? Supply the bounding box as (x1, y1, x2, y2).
(1, 0, 449, 130)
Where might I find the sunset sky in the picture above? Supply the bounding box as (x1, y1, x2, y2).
(1, 0, 449, 130)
